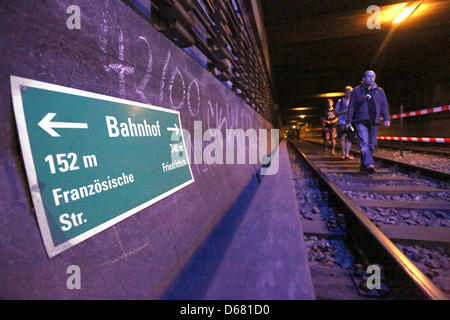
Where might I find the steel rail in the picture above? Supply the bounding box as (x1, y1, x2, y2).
(303, 138, 450, 181)
(289, 140, 448, 300)
(371, 153, 450, 181)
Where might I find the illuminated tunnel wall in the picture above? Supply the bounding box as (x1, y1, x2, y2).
(0, 1, 276, 298)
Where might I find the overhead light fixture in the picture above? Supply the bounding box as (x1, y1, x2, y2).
(289, 107, 313, 111)
(393, 1, 423, 24)
(286, 114, 319, 118)
(380, 3, 408, 24)
(316, 92, 345, 98)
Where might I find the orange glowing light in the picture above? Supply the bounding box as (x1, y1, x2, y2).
(289, 107, 313, 111)
(393, 1, 423, 24)
(380, 2, 408, 24)
(316, 92, 345, 98)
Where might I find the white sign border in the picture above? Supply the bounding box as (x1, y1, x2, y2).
(10, 75, 195, 258)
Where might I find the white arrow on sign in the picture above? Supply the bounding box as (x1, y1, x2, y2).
(167, 123, 179, 135)
(38, 113, 88, 137)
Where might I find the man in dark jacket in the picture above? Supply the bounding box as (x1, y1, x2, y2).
(346, 70, 390, 173)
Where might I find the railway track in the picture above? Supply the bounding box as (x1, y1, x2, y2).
(303, 137, 450, 177)
(377, 141, 450, 156)
(289, 139, 449, 300)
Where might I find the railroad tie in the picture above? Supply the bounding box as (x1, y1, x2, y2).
(340, 185, 445, 194)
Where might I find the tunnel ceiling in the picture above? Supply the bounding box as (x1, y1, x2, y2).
(260, 0, 450, 125)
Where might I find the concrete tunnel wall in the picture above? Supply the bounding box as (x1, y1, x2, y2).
(378, 112, 450, 139)
(0, 1, 278, 298)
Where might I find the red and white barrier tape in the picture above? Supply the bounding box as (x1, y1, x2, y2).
(378, 136, 450, 143)
(390, 105, 449, 119)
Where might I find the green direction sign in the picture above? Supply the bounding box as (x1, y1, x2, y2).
(11, 76, 194, 258)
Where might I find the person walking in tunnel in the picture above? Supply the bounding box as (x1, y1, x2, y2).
(322, 98, 338, 155)
(346, 70, 390, 174)
(335, 86, 355, 160)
